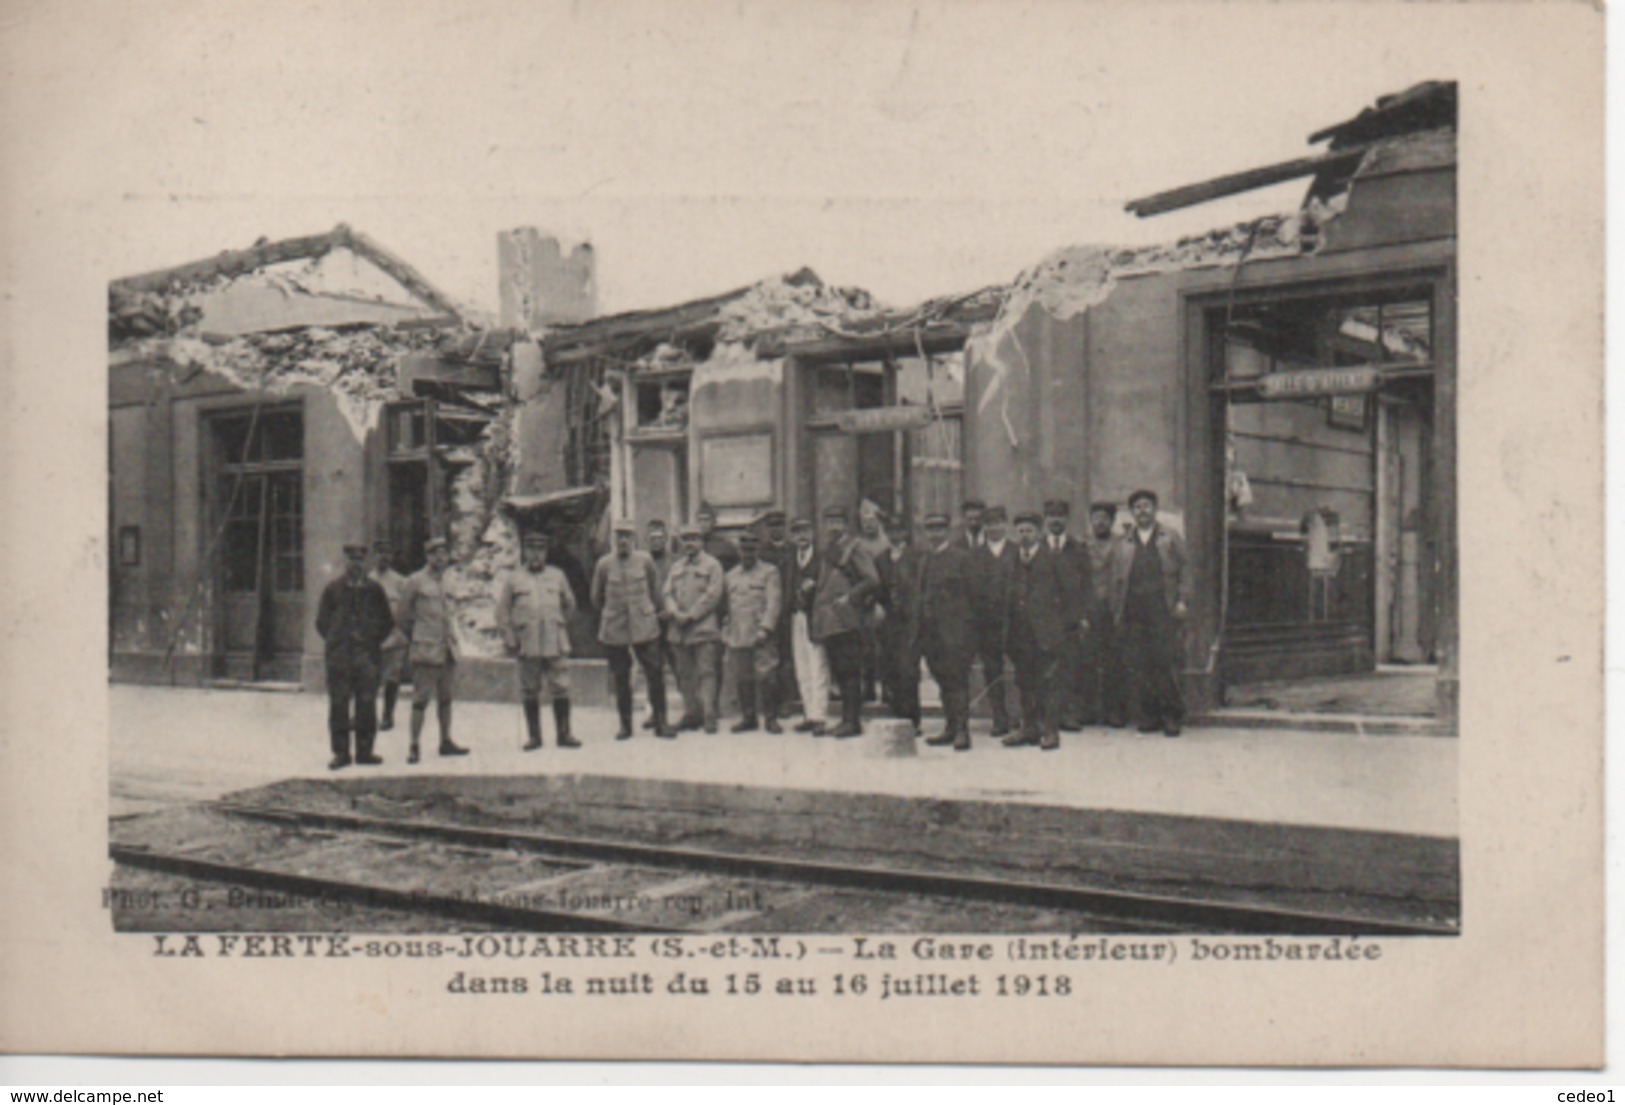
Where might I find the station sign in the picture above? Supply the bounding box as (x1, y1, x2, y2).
(1258, 366, 1381, 398)
(833, 406, 935, 434)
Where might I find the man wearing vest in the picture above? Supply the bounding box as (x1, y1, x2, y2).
(592, 519, 673, 740)
(1108, 489, 1192, 737)
(497, 531, 579, 750)
(811, 505, 881, 738)
(398, 536, 469, 763)
(722, 531, 784, 734)
(315, 542, 395, 770)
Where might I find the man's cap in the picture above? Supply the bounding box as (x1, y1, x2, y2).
(1090, 501, 1118, 516)
(371, 538, 393, 551)
(424, 537, 449, 553)
(759, 509, 786, 525)
(961, 498, 987, 513)
(611, 518, 636, 534)
(983, 505, 1008, 523)
(789, 516, 814, 531)
(523, 531, 550, 547)
(1043, 499, 1071, 516)
(737, 531, 761, 547)
(343, 542, 368, 556)
(1128, 489, 1159, 508)
(923, 512, 952, 527)
(646, 518, 668, 530)
(1013, 511, 1043, 527)
(821, 505, 849, 521)
(677, 523, 703, 538)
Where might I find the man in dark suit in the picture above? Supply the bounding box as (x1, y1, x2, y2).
(315, 542, 395, 770)
(957, 498, 987, 551)
(1004, 511, 1088, 751)
(1043, 498, 1092, 731)
(1108, 489, 1191, 737)
(810, 506, 881, 738)
(877, 513, 921, 731)
(914, 513, 979, 751)
(756, 509, 799, 719)
(972, 506, 1017, 737)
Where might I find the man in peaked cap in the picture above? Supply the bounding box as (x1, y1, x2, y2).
(369, 538, 409, 732)
(1043, 498, 1093, 731)
(811, 504, 880, 737)
(315, 542, 395, 770)
(1004, 510, 1087, 751)
(722, 530, 784, 733)
(1108, 490, 1192, 737)
(593, 519, 673, 740)
(498, 530, 579, 750)
(663, 521, 727, 732)
(398, 536, 468, 762)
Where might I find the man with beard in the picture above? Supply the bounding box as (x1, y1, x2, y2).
(810, 505, 880, 738)
(1108, 490, 1191, 737)
(497, 531, 579, 750)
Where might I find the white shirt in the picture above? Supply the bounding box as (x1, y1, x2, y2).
(797, 547, 813, 569)
(1048, 534, 1069, 552)
(986, 537, 1008, 558)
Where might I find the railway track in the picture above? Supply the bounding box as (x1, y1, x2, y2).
(108, 799, 1457, 936)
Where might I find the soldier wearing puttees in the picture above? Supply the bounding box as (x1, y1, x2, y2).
(593, 519, 674, 741)
(914, 514, 979, 751)
(641, 519, 678, 731)
(722, 532, 783, 734)
(1084, 502, 1126, 727)
(1108, 490, 1191, 737)
(973, 506, 1018, 737)
(1043, 499, 1093, 732)
(369, 539, 408, 732)
(1004, 511, 1089, 751)
(810, 506, 881, 738)
(663, 524, 726, 733)
(315, 543, 394, 770)
(497, 531, 579, 751)
(398, 537, 468, 763)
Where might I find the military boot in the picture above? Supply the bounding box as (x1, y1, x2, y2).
(554, 698, 581, 748)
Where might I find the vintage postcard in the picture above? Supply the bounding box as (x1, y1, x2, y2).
(0, 0, 1604, 1068)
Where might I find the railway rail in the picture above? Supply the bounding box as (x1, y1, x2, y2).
(108, 799, 1458, 936)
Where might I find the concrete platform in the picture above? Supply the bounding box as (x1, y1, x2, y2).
(111, 684, 1456, 838)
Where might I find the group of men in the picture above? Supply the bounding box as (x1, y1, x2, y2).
(315, 490, 1191, 769)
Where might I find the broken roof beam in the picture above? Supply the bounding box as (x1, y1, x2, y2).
(1125, 148, 1365, 219)
(337, 226, 465, 319)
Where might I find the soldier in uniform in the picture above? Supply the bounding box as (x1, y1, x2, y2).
(642, 519, 677, 730)
(497, 531, 579, 750)
(397, 536, 468, 763)
(973, 505, 1017, 738)
(663, 523, 726, 733)
(1108, 490, 1191, 737)
(1004, 511, 1088, 751)
(756, 509, 799, 720)
(721, 531, 783, 733)
(592, 519, 673, 740)
(811, 505, 881, 738)
(878, 513, 920, 731)
(369, 539, 408, 731)
(1084, 501, 1125, 727)
(1043, 499, 1092, 731)
(914, 513, 978, 751)
(315, 542, 394, 770)
(785, 516, 830, 734)
(696, 503, 740, 573)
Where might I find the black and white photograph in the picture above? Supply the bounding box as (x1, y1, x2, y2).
(0, 0, 1604, 1071)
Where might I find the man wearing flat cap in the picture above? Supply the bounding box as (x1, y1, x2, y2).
(1043, 498, 1093, 731)
(369, 538, 409, 731)
(592, 519, 673, 740)
(663, 521, 727, 733)
(1085, 501, 1126, 727)
(398, 536, 468, 762)
(1004, 510, 1087, 751)
(1107, 490, 1192, 737)
(722, 531, 783, 733)
(315, 542, 395, 770)
(811, 505, 881, 738)
(498, 530, 579, 750)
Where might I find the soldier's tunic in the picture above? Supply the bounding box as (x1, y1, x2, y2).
(759, 538, 799, 711)
(663, 551, 726, 728)
(722, 559, 782, 722)
(371, 567, 408, 684)
(399, 567, 459, 705)
(591, 549, 667, 728)
(315, 573, 394, 761)
(495, 563, 576, 700)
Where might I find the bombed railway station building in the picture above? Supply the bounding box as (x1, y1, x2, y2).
(108, 81, 1456, 726)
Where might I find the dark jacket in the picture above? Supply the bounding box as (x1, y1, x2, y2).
(811, 536, 880, 641)
(316, 574, 394, 666)
(1045, 534, 1093, 632)
(1008, 543, 1084, 655)
(974, 539, 1019, 639)
(785, 544, 823, 618)
(911, 541, 978, 661)
(1107, 525, 1192, 621)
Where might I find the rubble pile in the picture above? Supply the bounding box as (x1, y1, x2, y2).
(717, 267, 884, 343)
